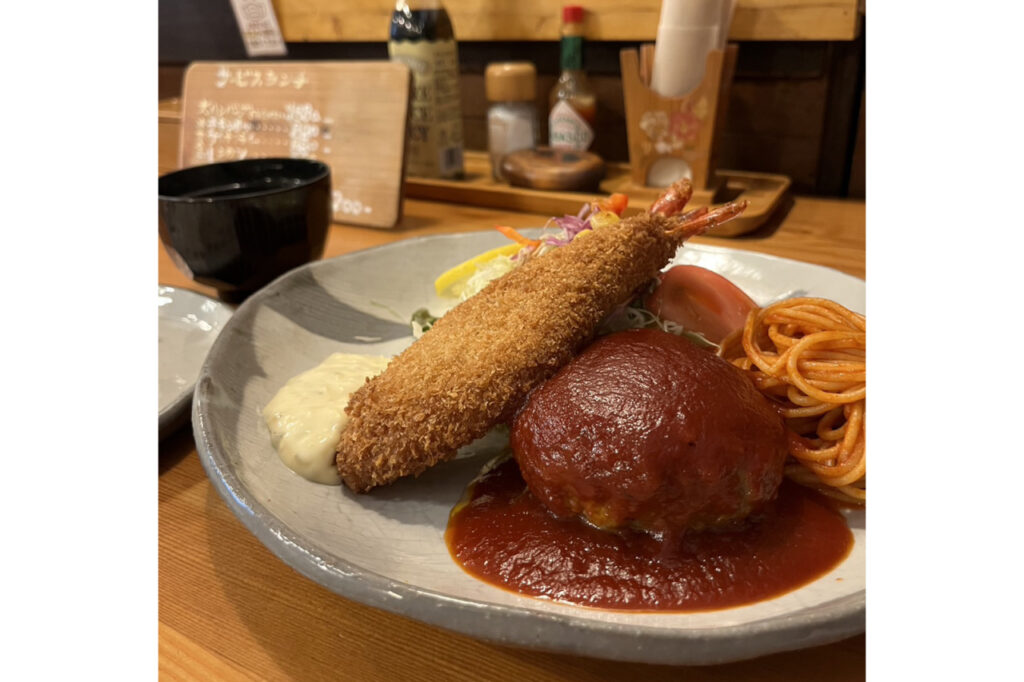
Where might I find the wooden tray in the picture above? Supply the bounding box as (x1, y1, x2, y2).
(405, 151, 789, 236)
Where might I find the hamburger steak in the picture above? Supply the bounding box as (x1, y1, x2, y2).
(511, 328, 788, 535)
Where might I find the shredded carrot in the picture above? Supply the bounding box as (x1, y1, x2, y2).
(495, 225, 541, 248)
(596, 193, 629, 216)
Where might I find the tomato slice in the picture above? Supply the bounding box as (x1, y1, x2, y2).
(644, 265, 758, 344)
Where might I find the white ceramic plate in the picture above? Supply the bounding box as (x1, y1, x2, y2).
(158, 286, 233, 438)
(194, 232, 866, 665)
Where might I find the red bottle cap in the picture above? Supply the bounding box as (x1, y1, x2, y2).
(563, 6, 584, 23)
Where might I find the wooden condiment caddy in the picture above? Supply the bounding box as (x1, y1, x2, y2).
(616, 44, 737, 199)
(594, 43, 790, 236)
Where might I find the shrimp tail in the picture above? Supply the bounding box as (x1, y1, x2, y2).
(667, 200, 749, 240)
(649, 178, 695, 217)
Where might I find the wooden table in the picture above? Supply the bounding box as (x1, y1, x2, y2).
(159, 196, 866, 681)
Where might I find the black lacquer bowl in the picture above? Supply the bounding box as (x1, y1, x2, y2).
(159, 158, 332, 300)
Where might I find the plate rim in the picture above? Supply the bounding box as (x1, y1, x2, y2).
(159, 285, 233, 438)
(192, 233, 865, 665)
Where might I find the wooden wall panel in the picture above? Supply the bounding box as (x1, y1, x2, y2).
(847, 89, 865, 198)
(159, 34, 861, 195)
(271, 0, 861, 43)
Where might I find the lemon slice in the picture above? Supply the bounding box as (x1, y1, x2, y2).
(434, 243, 523, 297)
(588, 210, 620, 229)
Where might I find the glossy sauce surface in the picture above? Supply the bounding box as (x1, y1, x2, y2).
(512, 329, 787, 534)
(446, 459, 853, 612)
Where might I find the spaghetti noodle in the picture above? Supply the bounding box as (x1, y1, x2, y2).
(719, 298, 866, 504)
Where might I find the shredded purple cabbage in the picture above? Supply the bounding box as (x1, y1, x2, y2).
(543, 214, 593, 247)
(510, 200, 600, 258)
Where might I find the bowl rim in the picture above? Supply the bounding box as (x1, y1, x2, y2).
(158, 157, 331, 203)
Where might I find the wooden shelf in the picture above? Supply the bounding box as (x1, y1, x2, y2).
(271, 0, 862, 43)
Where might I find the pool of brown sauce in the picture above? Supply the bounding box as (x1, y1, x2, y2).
(445, 459, 854, 612)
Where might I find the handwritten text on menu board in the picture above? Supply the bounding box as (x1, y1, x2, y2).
(181, 62, 411, 229)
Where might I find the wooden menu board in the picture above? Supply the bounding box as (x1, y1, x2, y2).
(180, 61, 410, 228)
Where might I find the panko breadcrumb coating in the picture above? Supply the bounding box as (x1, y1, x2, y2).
(335, 180, 747, 492)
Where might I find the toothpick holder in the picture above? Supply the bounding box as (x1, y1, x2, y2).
(620, 45, 738, 195)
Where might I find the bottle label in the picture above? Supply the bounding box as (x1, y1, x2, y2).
(389, 38, 465, 178)
(549, 100, 594, 151)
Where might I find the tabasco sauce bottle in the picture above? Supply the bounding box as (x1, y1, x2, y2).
(548, 5, 596, 151)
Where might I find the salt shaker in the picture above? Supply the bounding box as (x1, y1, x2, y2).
(485, 62, 539, 181)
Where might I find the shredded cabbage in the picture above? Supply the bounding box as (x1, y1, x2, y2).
(413, 199, 680, 337)
(413, 197, 722, 350)
(459, 254, 517, 301)
(598, 299, 720, 350)
(422, 204, 621, 317)
(410, 308, 440, 339)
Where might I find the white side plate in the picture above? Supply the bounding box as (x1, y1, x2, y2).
(159, 286, 232, 438)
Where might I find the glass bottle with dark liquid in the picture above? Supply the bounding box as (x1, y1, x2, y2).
(389, 1, 465, 179)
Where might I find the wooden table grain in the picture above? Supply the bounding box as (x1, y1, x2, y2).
(159, 196, 866, 681)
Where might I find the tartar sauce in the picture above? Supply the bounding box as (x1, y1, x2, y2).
(263, 353, 391, 484)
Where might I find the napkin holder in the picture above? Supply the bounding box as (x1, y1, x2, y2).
(619, 45, 738, 198)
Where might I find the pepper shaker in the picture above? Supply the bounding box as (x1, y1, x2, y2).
(485, 62, 539, 181)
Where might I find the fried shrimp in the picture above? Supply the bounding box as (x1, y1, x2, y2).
(335, 180, 747, 492)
